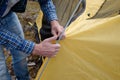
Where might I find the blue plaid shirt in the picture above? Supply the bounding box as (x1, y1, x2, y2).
(0, 28, 34, 54)
(0, 0, 58, 54)
(38, 0, 58, 22)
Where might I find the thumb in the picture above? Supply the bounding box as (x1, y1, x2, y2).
(52, 30, 57, 37)
(47, 36, 57, 42)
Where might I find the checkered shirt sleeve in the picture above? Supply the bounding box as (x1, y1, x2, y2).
(0, 28, 35, 55)
(38, 0, 58, 22)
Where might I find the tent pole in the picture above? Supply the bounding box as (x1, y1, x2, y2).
(57, 0, 82, 42)
(38, 0, 82, 80)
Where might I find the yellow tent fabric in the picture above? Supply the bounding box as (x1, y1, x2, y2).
(35, 0, 120, 80)
(36, 10, 43, 33)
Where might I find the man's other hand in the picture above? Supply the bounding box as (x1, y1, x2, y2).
(32, 36, 60, 58)
(50, 20, 65, 39)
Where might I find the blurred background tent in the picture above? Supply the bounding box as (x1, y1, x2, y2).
(35, 0, 120, 80)
(53, 0, 86, 26)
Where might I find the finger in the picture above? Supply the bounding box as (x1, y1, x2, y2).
(47, 49, 59, 58)
(58, 27, 65, 38)
(53, 55, 56, 57)
(44, 52, 53, 58)
(61, 33, 66, 40)
(58, 28, 63, 36)
(52, 43, 60, 49)
(52, 31, 57, 37)
(51, 52, 58, 58)
(48, 52, 57, 58)
(46, 36, 57, 42)
(53, 48, 60, 52)
(58, 31, 62, 37)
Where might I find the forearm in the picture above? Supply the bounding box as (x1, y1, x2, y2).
(0, 27, 35, 55)
(38, 0, 58, 22)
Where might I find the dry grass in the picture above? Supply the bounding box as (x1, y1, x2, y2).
(18, 1, 40, 41)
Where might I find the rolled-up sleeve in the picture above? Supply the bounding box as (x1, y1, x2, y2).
(38, 0, 58, 22)
(0, 27, 35, 55)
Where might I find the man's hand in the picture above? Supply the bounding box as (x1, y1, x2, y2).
(50, 20, 65, 39)
(32, 36, 60, 58)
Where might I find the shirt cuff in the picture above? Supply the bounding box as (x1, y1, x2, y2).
(21, 40, 35, 55)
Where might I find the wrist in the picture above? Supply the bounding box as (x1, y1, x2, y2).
(50, 20, 59, 27)
(32, 44, 42, 55)
(32, 44, 37, 55)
